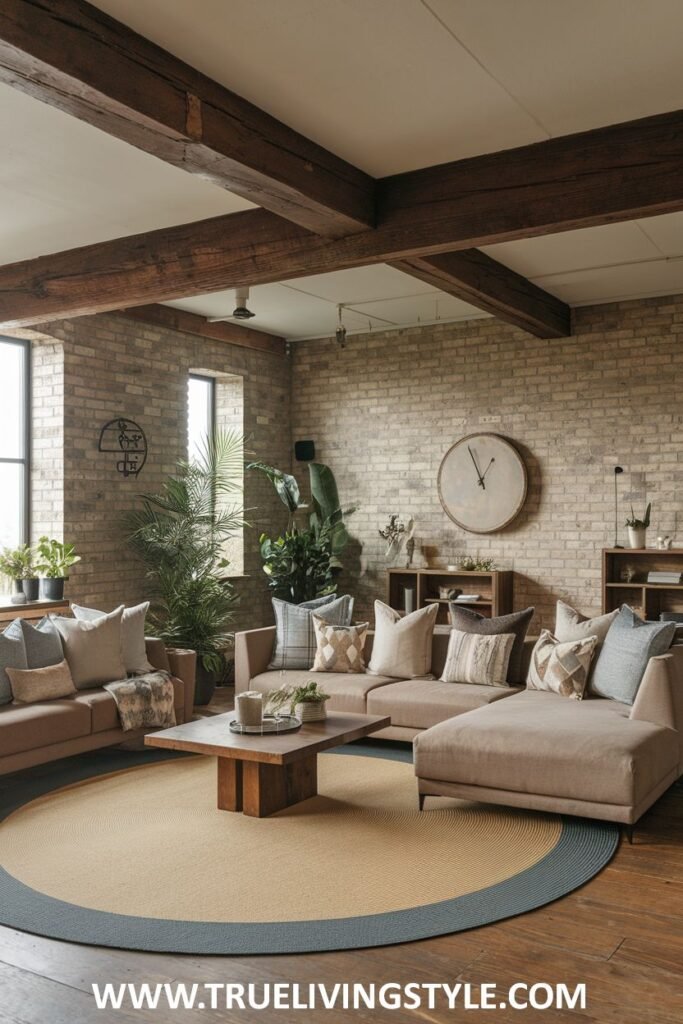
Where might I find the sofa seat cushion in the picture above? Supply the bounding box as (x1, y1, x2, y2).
(249, 670, 395, 714)
(74, 677, 185, 733)
(414, 690, 679, 808)
(0, 698, 92, 756)
(367, 678, 521, 730)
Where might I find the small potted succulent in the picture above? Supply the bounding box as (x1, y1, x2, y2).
(0, 545, 33, 604)
(625, 503, 651, 550)
(35, 537, 81, 600)
(290, 681, 330, 723)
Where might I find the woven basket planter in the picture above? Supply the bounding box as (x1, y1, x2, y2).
(294, 700, 327, 723)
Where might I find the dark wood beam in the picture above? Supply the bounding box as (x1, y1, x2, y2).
(2, 107, 683, 328)
(0, 0, 374, 237)
(391, 251, 571, 338)
(117, 304, 286, 357)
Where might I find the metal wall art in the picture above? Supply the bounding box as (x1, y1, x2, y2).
(98, 418, 147, 477)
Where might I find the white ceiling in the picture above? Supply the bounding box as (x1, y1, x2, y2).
(0, 1, 682, 336)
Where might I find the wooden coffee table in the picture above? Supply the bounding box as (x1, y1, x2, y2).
(145, 711, 391, 818)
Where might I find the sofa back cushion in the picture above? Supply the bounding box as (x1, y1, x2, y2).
(52, 607, 126, 690)
(269, 594, 354, 670)
(0, 628, 28, 705)
(7, 659, 76, 704)
(591, 604, 676, 705)
(368, 601, 438, 678)
(527, 630, 598, 700)
(5, 617, 64, 669)
(440, 629, 514, 687)
(448, 605, 534, 683)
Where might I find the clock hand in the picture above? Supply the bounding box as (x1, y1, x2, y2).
(481, 457, 496, 482)
(468, 445, 485, 488)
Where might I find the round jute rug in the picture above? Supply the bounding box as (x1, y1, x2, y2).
(0, 744, 617, 954)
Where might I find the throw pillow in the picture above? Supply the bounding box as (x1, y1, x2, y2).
(368, 601, 438, 678)
(554, 601, 618, 647)
(7, 659, 76, 704)
(0, 627, 28, 705)
(590, 604, 676, 705)
(5, 617, 64, 669)
(440, 628, 514, 687)
(527, 630, 598, 700)
(311, 616, 369, 673)
(72, 601, 152, 675)
(447, 605, 534, 683)
(52, 606, 126, 690)
(269, 594, 354, 670)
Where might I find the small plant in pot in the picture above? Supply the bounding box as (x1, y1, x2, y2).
(0, 545, 33, 603)
(35, 537, 81, 600)
(625, 503, 651, 550)
(290, 681, 330, 723)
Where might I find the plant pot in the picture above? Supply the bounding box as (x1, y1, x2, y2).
(21, 578, 39, 602)
(294, 700, 327, 723)
(627, 526, 647, 549)
(194, 662, 219, 706)
(10, 580, 26, 605)
(40, 577, 65, 601)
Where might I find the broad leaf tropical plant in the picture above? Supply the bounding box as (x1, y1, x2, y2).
(127, 429, 245, 676)
(34, 537, 81, 578)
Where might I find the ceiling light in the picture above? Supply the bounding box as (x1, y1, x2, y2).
(232, 287, 255, 320)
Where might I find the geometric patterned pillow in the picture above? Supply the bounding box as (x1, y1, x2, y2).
(527, 630, 598, 700)
(311, 617, 369, 673)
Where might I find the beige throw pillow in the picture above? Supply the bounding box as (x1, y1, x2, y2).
(368, 601, 438, 678)
(554, 601, 618, 646)
(311, 616, 369, 673)
(527, 630, 598, 700)
(8, 659, 76, 704)
(441, 629, 514, 686)
(72, 601, 152, 674)
(52, 607, 126, 690)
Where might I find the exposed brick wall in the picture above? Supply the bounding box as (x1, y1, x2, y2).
(30, 314, 290, 633)
(291, 294, 683, 631)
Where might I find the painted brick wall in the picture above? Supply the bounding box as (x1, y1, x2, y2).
(291, 294, 683, 631)
(31, 314, 290, 633)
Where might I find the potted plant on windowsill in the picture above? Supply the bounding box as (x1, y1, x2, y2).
(0, 545, 32, 604)
(290, 681, 330, 722)
(625, 503, 651, 549)
(35, 537, 81, 600)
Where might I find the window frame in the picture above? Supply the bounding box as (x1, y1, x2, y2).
(0, 336, 31, 545)
(188, 372, 216, 461)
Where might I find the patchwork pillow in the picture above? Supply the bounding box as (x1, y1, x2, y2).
(590, 604, 676, 705)
(5, 616, 63, 669)
(527, 630, 598, 700)
(311, 616, 369, 673)
(269, 594, 354, 670)
(7, 659, 76, 704)
(52, 606, 126, 690)
(554, 601, 618, 647)
(73, 601, 152, 675)
(0, 627, 28, 705)
(441, 628, 514, 687)
(368, 601, 438, 679)
(448, 605, 534, 683)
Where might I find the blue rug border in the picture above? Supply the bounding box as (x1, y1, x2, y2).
(0, 743, 619, 955)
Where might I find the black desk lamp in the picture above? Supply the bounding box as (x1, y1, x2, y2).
(613, 466, 624, 548)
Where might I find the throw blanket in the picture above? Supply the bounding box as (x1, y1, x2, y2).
(104, 671, 176, 732)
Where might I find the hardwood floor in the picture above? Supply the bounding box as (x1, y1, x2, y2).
(1, 687, 681, 1023)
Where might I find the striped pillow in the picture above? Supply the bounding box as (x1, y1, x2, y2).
(440, 628, 514, 687)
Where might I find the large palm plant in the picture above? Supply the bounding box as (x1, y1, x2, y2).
(127, 430, 245, 680)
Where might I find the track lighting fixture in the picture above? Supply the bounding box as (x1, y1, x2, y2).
(335, 304, 347, 348)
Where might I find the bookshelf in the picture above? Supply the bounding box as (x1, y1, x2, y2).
(602, 548, 683, 620)
(387, 568, 513, 626)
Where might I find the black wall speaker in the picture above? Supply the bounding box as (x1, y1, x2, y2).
(294, 440, 315, 462)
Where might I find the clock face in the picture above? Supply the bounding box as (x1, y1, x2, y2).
(438, 433, 528, 534)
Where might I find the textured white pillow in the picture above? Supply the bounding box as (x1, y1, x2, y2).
(368, 601, 438, 678)
(52, 607, 126, 690)
(441, 628, 514, 686)
(555, 601, 618, 646)
(72, 602, 152, 675)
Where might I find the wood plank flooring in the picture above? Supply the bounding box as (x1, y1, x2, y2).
(0, 686, 681, 1023)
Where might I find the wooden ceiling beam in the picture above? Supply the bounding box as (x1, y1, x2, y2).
(116, 304, 286, 356)
(0, 0, 374, 237)
(391, 251, 571, 338)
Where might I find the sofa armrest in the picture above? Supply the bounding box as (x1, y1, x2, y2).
(165, 649, 197, 723)
(235, 627, 275, 693)
(145, 637, 171, 673)
(630, 648, 682, 733)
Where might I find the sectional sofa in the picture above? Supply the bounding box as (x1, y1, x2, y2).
(235, 625, 683, 825)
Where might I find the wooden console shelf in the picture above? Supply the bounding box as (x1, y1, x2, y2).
(0, 599, 70, 624)
(602, 548, 683, 620)
(387, 568, 512, 626)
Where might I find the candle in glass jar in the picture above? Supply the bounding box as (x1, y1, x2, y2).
(235, 691, 263, 727)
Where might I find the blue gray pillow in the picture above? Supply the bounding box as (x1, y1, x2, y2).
(269, 594, 354, 670)
(0, 626, 29, 704)
(5, 617, 64, 670)
(590, 604, 676, 705)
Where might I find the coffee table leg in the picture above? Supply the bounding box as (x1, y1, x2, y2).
(217, 757, 243, 811)
(242, 754, 318, 818)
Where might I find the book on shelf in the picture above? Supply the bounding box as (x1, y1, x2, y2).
(454, 594, 481, 602)
(647, 571, 682, 584)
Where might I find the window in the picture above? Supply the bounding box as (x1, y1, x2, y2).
(187, 374, 216, 461)
(0, 338, 30, 548)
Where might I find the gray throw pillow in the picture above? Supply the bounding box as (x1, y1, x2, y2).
(0, 626, 28, 705)
(448, 605, 534, 683)
(269, 594, 354, 670)
(590, 604, 676, 705)
(5, 617, 63, 669)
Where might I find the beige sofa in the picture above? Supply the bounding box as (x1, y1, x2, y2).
(235, 626, 683, 824)
(0, 640, 196, 776)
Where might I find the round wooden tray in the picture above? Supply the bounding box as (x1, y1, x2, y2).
(228, 714, 301, 735)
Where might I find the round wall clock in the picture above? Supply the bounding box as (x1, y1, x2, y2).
(438, 432, 528, 534)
